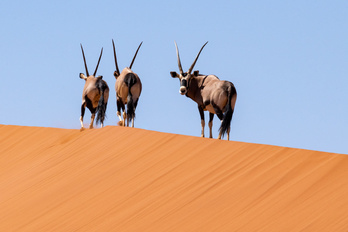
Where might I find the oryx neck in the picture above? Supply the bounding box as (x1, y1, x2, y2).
(192, 75, 208, 89)
(184, 75, 201, 99)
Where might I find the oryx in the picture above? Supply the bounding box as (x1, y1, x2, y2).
(170, 41, 237, 140)
(112, 39, 142, 127)
(79, 44, 109, 131)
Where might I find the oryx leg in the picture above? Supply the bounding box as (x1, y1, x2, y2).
(80, 102, 86, 131)
(198, 106, 205, 138)
(213, 106, 224, 140)
(131, 116, 134, 128)
(209, 113, 214, 138)
(131, 99, 139, 128)
(126, 104, 130, 127)
(116, 98, 125, 126)
(123, 111, 127, 127)
(89, 107, 97, 129)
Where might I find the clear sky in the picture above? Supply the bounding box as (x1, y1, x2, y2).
(0, 0, 347, 154)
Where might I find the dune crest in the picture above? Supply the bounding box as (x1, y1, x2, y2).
(0, 125, 347, 231)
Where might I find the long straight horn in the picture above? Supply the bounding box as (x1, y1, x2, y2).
(129, 41, 143, 69)
(93, 47, 103, 77)
(187, 41, 208, 74)
(80, 44, 90, 77)
(174, 41, 184, 74)
(112, 39, 120, 75)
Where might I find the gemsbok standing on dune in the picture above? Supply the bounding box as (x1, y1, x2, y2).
(79, 44, 109, 131)
(112, 39, 142, 127)
(170, 41, 237, 140)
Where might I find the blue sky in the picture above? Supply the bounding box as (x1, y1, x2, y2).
(0, 0, 347, 154)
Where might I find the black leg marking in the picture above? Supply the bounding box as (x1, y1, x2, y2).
(117, 98, 125, 113)
(81, 102, 86, 118)
(216, 112, 223, 120)
(212, 102, 223, 120)
(198, 105, 205, 137)
(90, 107, 96, 114)
(85, 97, 94, 113)
(208, 112, 214, 138)
(198, 105, 205, 121)
(209, 112, 214, 123)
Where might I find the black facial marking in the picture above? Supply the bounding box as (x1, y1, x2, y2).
(182, 73, 188, 77)
(181, 79, 187, 87)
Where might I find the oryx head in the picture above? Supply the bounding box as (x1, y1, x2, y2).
(170, 41, 208, 95)
(79, 44, 103, 81)
(112, 39, 143, 78)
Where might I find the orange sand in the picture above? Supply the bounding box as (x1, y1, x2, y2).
(0, 125, 347, 231)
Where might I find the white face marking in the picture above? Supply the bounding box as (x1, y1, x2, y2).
(179, 86, 187, 95)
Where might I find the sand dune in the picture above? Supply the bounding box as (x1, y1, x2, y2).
(0, 124, 347, 231)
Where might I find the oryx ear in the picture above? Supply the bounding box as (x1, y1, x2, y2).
(170, 71, 179, 78)
(80, 73, 87, 80)
(114, 71, 120, 78)
(193, 70, 199, 76)
(96, 75, 103, 80)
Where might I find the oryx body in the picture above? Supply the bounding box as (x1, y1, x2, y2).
(79, 44, 109, 131)
(170, 41, 237, 140)
(112, 39, 142, 127)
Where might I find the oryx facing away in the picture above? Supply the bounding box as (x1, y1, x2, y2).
(170, 41, 237, 140)
(79, 44, 109, 131)
(112, 39, 142, 127)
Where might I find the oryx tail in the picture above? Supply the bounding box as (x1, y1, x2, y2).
(219, 83, 237, 137)
(124, 72, 137, 120)
(96, 80, 108, 125)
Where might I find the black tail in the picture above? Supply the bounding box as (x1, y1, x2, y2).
(219, 84, 237, 137)
(124, 73, 137, 120)
(96, 80, 108, 125)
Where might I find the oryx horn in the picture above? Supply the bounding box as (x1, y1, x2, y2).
(187, 41, 208, 74)
(80, 44, 90, 77)
(112, 39, 120, 75)
(129, 41, 143, 69)
(93, 47, 103, 77)
(174, 41, 184, 75)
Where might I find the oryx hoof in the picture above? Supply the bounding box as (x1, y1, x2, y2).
(80, 127, 85, 132)
(117, 121, 124, 126)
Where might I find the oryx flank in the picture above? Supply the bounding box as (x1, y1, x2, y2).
(79, 44, 109, 131)
(112, 39, 142, 127)
(170, 41, 237, 140)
